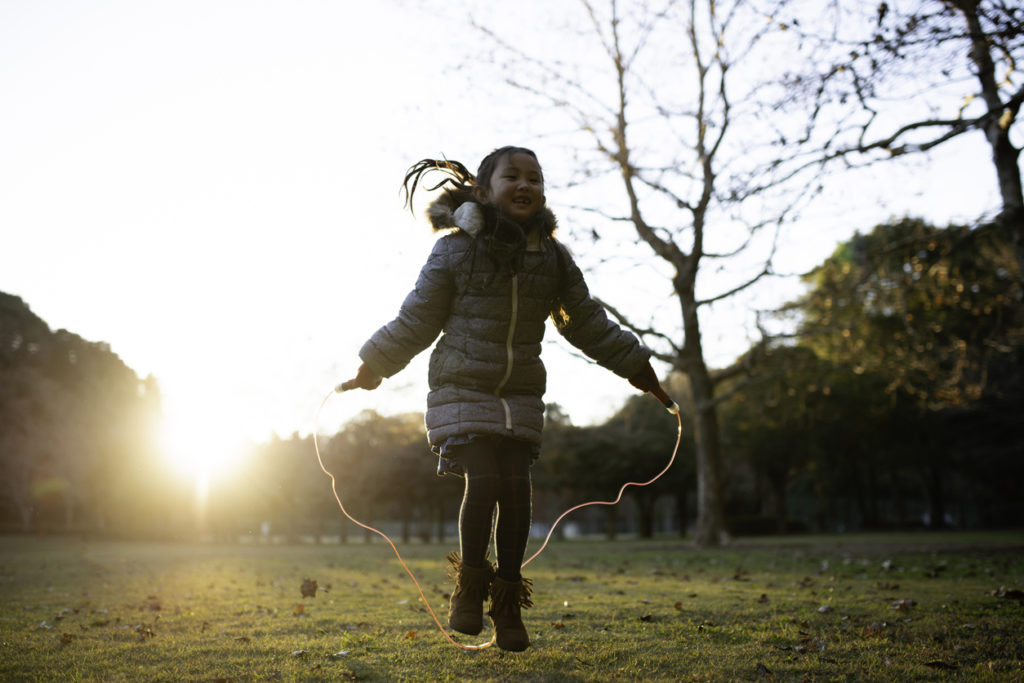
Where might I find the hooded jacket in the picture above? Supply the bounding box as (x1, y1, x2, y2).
(358, 192, 651, 451)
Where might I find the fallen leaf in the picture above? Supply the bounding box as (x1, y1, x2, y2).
(891, 599, 915, 611)
(331, 650, 351, 659)
(551, 621, 565, 629)
(924, 660, 958, 670)
(404, 630, 417, 639)
(993, 587, 1024, 601)
(60, 632, 74, 644)
(674, 601, 683, 610)
(290, 649, 308, 657)
(235, 636, 251, 643)
(294, 604, 305, 615)
(758, 594, 769, 604)
(817, 605, 833, 613)
(300, 578, 318, 599)
(864, 621, 891, 634)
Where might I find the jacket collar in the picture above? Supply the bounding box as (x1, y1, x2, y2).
(426, 191, 558, 243)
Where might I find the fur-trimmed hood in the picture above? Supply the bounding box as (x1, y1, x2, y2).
(425, 190, 559, 240)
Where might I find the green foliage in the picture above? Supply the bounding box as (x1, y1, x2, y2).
(720, 218, 1024, 532)
(1, 534, 1021, 681)
(796, 218, 1022, 410)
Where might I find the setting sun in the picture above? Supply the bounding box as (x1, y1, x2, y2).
(159, 401, 250, 489)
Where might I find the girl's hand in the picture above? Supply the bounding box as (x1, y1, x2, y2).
(628, 361, 661, 394)
(338, 363, 383, 392)
(629, 361, 676, 409)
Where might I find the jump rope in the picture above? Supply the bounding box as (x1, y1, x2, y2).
(313, 382, 682, 650)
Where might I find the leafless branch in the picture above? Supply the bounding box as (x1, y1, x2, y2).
(594, 295, 683, 359)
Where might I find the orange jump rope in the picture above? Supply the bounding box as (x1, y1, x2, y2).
(313, 384, 682, 650)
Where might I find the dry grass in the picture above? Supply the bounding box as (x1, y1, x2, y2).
(1, 531, 1021, 681)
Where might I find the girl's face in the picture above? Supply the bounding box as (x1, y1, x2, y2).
(475, 152, 545, 224)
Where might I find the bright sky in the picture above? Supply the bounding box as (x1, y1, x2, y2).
(1, 1, 1001, 462)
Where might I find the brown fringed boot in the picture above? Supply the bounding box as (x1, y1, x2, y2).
(446, 552, 494, 636)
(487, 575, 533, 652)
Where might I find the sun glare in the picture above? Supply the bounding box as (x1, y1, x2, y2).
(159, 402, 248, 487)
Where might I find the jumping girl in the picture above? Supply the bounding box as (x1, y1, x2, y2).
(342, 146, 667, 652)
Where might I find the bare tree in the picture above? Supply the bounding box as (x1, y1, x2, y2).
(779, 0, 1024, 273)
(464, 0, 818, 546)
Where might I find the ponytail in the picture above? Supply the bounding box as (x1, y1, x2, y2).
(402, 158, 476, 215)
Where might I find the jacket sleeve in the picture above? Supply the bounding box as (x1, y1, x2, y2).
(358, 237, 454, 378)
(550, 243, 651, 378)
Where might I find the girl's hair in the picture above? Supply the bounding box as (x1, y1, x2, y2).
(401, 146, 540, 212)
(402, 147, 545, 275)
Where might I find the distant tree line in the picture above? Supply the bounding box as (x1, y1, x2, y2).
(0, 292, 169, 536)
(0, 214, 1020, 540)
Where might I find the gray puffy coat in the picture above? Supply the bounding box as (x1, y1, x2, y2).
(358, 201, 650, 451)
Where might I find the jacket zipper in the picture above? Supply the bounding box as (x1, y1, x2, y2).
(494, 273, 518, 430)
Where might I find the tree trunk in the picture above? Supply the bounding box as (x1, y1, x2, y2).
(686, 359, 729, 546)
(18, 500, 33, 533)
(674, 490, 688, 537)
(677, 271, 730, 547)
(605, 506, 618, 540)
(925, 463, 948, 530)
(636, 495, 656, 538)
(958, 1, 1024, 276)
(771, 472, 788, 535)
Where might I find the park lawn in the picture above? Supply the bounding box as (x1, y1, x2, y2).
(0, 532, 1021, 681)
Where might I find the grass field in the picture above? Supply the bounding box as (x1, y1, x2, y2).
(1, 531, 1022, 681)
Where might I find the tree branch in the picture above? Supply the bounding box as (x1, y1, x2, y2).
(594, 295, 683, 360)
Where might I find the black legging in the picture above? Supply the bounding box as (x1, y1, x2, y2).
(451, 436, 533, 581)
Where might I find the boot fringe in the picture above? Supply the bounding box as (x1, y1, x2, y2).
(487, 575, 533, 615)
(445, 550, 461, 579)
(446, 552, 494, 584)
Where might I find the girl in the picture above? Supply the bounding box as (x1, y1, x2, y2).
(342, 146, 666, 651)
